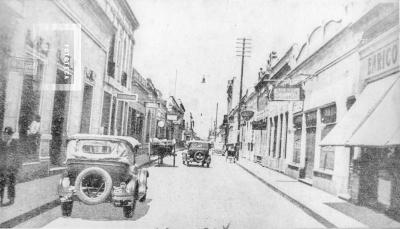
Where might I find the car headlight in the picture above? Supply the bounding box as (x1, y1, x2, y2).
(61, 177, 71, 190)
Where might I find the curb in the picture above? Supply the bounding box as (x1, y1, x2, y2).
(0, 158, 158, 228)
(236, 162, 337, 229)
(0, 200, 60, 228)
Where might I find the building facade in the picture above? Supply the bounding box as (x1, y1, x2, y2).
(1, 0, 116, 180)
(322, 8, 400, 218)
(233, 2, 399, 219)
(0, 0, 167, 180)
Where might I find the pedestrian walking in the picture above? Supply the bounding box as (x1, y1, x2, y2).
(0, 127, 22, 206)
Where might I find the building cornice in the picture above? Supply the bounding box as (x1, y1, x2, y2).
(54, 0, 108, 52)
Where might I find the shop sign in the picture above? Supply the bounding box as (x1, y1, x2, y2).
(363, 39, 399, 80)
(145, 102, 158, 108)
(9, 57, 37, 75)
(167, 114, 178, 121)
(272, 87, 301, 101)
(117, 93, 138, 102)
(241, 110, 254, 121)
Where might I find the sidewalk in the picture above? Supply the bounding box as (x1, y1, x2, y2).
(0, 174, 61, 228)
(237, 159, 400, 228)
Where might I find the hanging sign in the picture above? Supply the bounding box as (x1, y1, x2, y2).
(272, 87, 301, 101)
(117, 93, 138, 102)
(241, 110, 254, 121)
(167, 114, 178, 121)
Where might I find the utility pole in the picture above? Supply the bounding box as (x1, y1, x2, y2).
(236, 37, 251, 160)
(174, 69, 178, 97)
(214, 102, 218, 140)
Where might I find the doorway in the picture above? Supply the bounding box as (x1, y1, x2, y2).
(80, 84, 93, 133)
(304, 111, 317, 179)
(50, 89, 68, 166)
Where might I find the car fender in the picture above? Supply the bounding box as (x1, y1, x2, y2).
(138, 169, 149, 194)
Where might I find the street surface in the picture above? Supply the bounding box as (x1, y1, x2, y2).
(19, 151, 324, 229)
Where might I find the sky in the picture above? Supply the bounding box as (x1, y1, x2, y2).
(128, 0, 378, 138)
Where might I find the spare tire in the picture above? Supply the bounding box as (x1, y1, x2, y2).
(74, 167, 113, 205)
(194, 151, 205, 163)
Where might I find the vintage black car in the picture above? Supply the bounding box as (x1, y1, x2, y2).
(182, 140, 211, 167)
(57, 134, 149, 218)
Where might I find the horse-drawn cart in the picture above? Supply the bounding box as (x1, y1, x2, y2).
(150, 139, 176, 166)
(225, 143, 237, 163)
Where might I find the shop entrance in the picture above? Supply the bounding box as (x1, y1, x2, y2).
(80, 84, 93, 133)
(358, 147, 400, 219)
(304, 111, 317, 179)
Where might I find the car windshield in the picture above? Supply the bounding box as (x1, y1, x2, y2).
(189, 142, 209, 149)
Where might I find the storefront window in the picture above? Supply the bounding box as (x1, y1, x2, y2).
(293, 114, 302, 163)
(110, 97, 116, 135)
(116, 100, 124, 135)
(101, 92, 112, 135)
(272, 116, 278, 157)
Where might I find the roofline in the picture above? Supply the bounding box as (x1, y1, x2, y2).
(119, 0, 140, 29)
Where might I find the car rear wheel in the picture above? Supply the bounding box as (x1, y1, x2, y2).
(74, 167, 113, 205)
(194, 151, 205, 163)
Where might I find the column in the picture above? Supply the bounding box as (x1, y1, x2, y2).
(314, 109, 322, 169)
(3, 16, 25, 132)
(280, 112, 288, 164)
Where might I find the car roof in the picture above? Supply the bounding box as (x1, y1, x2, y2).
(67, 134, 141, 148)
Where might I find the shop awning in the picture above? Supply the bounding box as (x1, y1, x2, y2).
(320, 74, 400, 147)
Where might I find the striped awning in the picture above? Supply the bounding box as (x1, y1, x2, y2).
(320, 74, 400, 147)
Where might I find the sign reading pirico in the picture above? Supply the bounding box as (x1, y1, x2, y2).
(364, 39, 399, 80)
